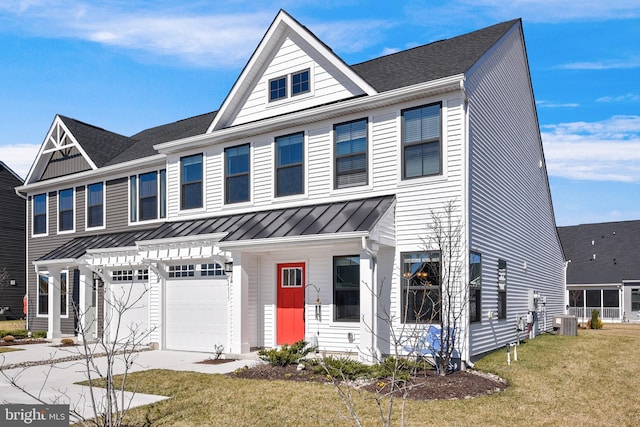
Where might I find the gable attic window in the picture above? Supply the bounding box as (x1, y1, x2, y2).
(275, 132, 304, 197)
(181, 154, 203, 210)
(291, 69, 310, 96)
(129, 170, 166, 222)
(335, 118, 368, 188)
(269, 76, 287, 101)
(58, 188, 74, 232)
(33, 193, 47, 235)
(402, 103, 442, 179)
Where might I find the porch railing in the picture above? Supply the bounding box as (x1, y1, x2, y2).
(568, 307, 620, 321)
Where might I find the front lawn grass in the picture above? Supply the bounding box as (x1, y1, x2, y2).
(0, 347, 20, 353)
(115, 324, 640, 426)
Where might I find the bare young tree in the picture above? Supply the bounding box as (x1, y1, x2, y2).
(319, 200, 468, 426)
(1, 268, 154, 427)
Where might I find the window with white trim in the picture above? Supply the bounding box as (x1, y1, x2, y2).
(87, 182, 104, 228)
(275, 132, 304, 197)
(58, 188, 74, 232)
(33, 193, 47, 235)
(129, 170, 166, 222)
(269, 76, 287, 101)
(37, 273, 48, 315)
(281, 267, 303, 287)
(111, 270, 148, 281)
(225, 144, 250, 204)
(181, 154, 203, 210)
(291, 69, 310, 96)
(335, 118, 367, 189)
(402, 103, 442, 179)
(60, 271, 68, 317)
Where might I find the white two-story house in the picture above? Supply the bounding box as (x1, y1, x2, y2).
(16, 11, 565, 364)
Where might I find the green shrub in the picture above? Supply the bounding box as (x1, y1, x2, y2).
(0, 329, 28, 339)
(258, 340, 315, 366)
(371, 356, 432, 380)
(309, 356, 372, 380)
(32, 331, 47, 338)
(590, 310, 604, 329)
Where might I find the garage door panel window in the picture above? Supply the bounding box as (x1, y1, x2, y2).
(167, 264, 227, 278)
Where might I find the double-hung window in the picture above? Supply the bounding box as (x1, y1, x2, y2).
(497, 259, 507, 319)
(37, 274, 48, 315)
(225, 144, 250, 204)
(87, 182, 104, 228)
(130, 170, 166, 222)
(275, 132, 304, 197)
(58, 188, 74, 232)
(60, 271, 68, 317)
(401, 252, 441, 323)
(33, 193, 47, 235)
(181, 154, 203, 210)
(335, 119, 367, 188)
(402, 103, 442, 179)
(469, 252, 482, 323)
(334, 256, 360, 322)
(632, 289, 640, 311)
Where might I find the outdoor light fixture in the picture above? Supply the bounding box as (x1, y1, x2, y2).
(224, 261, 233, 273)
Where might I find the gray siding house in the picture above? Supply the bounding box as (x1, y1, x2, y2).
(0, 161, 26, 320)
(16, 11, 564, 364)
(559, 221, 640, 323)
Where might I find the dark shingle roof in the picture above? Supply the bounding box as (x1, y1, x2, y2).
(58, 116, 133, 168)
(106, 112, 217, 165)
(57, 19, 518, 168)
(558, 221, 640, 284)
(38, 195, 394, 261)
(351, 19, 519, 92)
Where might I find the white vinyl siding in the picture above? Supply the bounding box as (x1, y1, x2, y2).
(466, 26, 565, 356)
(230, 33, 364, 127)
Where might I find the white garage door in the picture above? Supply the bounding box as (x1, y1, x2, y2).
(165, 278, 228, 352)
(108, 281, 149, 344)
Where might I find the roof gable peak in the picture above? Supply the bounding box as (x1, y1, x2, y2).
(208, 10, 377, 132)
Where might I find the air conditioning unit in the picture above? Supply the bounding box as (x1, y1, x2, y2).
(553, 315, 577, 336)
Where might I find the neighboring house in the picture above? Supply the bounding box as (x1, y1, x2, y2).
(558, 221, 640, 323)
(0, 161, 26, 320)
(15, 11, 565, 364)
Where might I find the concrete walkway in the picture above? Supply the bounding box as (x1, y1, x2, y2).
(0, 342, 260, 423)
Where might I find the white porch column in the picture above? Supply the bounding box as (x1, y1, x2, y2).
(77, 266, 94, 342)
(47, 266, 61, 340)
(229, 252, 250, 354)
(359, 242, 378, 363)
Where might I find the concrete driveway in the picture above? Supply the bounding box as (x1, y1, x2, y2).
(0, 342, 258, 423)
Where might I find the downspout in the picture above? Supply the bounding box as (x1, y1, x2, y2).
(460, 78, 473, 370)
(361, 236, 380, 362)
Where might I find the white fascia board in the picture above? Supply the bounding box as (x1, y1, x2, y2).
(158, 75, 464, 154)
(136, 233, 228, 249)
(16, 154, 165, 194)
(33, 258, 78, 269)
(85, 246, 139, 255)
(218, 231, 369, 250)
(566, 283, 622, 289)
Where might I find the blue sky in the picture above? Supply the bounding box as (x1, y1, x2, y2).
(0, 1, 638, 226)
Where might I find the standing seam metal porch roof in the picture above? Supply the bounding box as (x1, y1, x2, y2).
(37, 195, 395, 262)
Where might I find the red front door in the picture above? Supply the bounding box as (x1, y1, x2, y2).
(277, 262, 305, 345)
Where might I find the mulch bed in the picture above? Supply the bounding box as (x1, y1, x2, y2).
(229, 363, 507, 400)
(197, 358, 238, 365)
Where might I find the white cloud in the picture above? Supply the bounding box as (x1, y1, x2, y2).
(597, 93, 640, 103)
(0, 2, 392, 68)
(536, 100, 580, 108)
(542, 115, 640, 182)
(1, 144, 40, 179)
(558, 57, 640, 70)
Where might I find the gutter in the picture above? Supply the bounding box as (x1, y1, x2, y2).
(155, 75, 465, 154)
